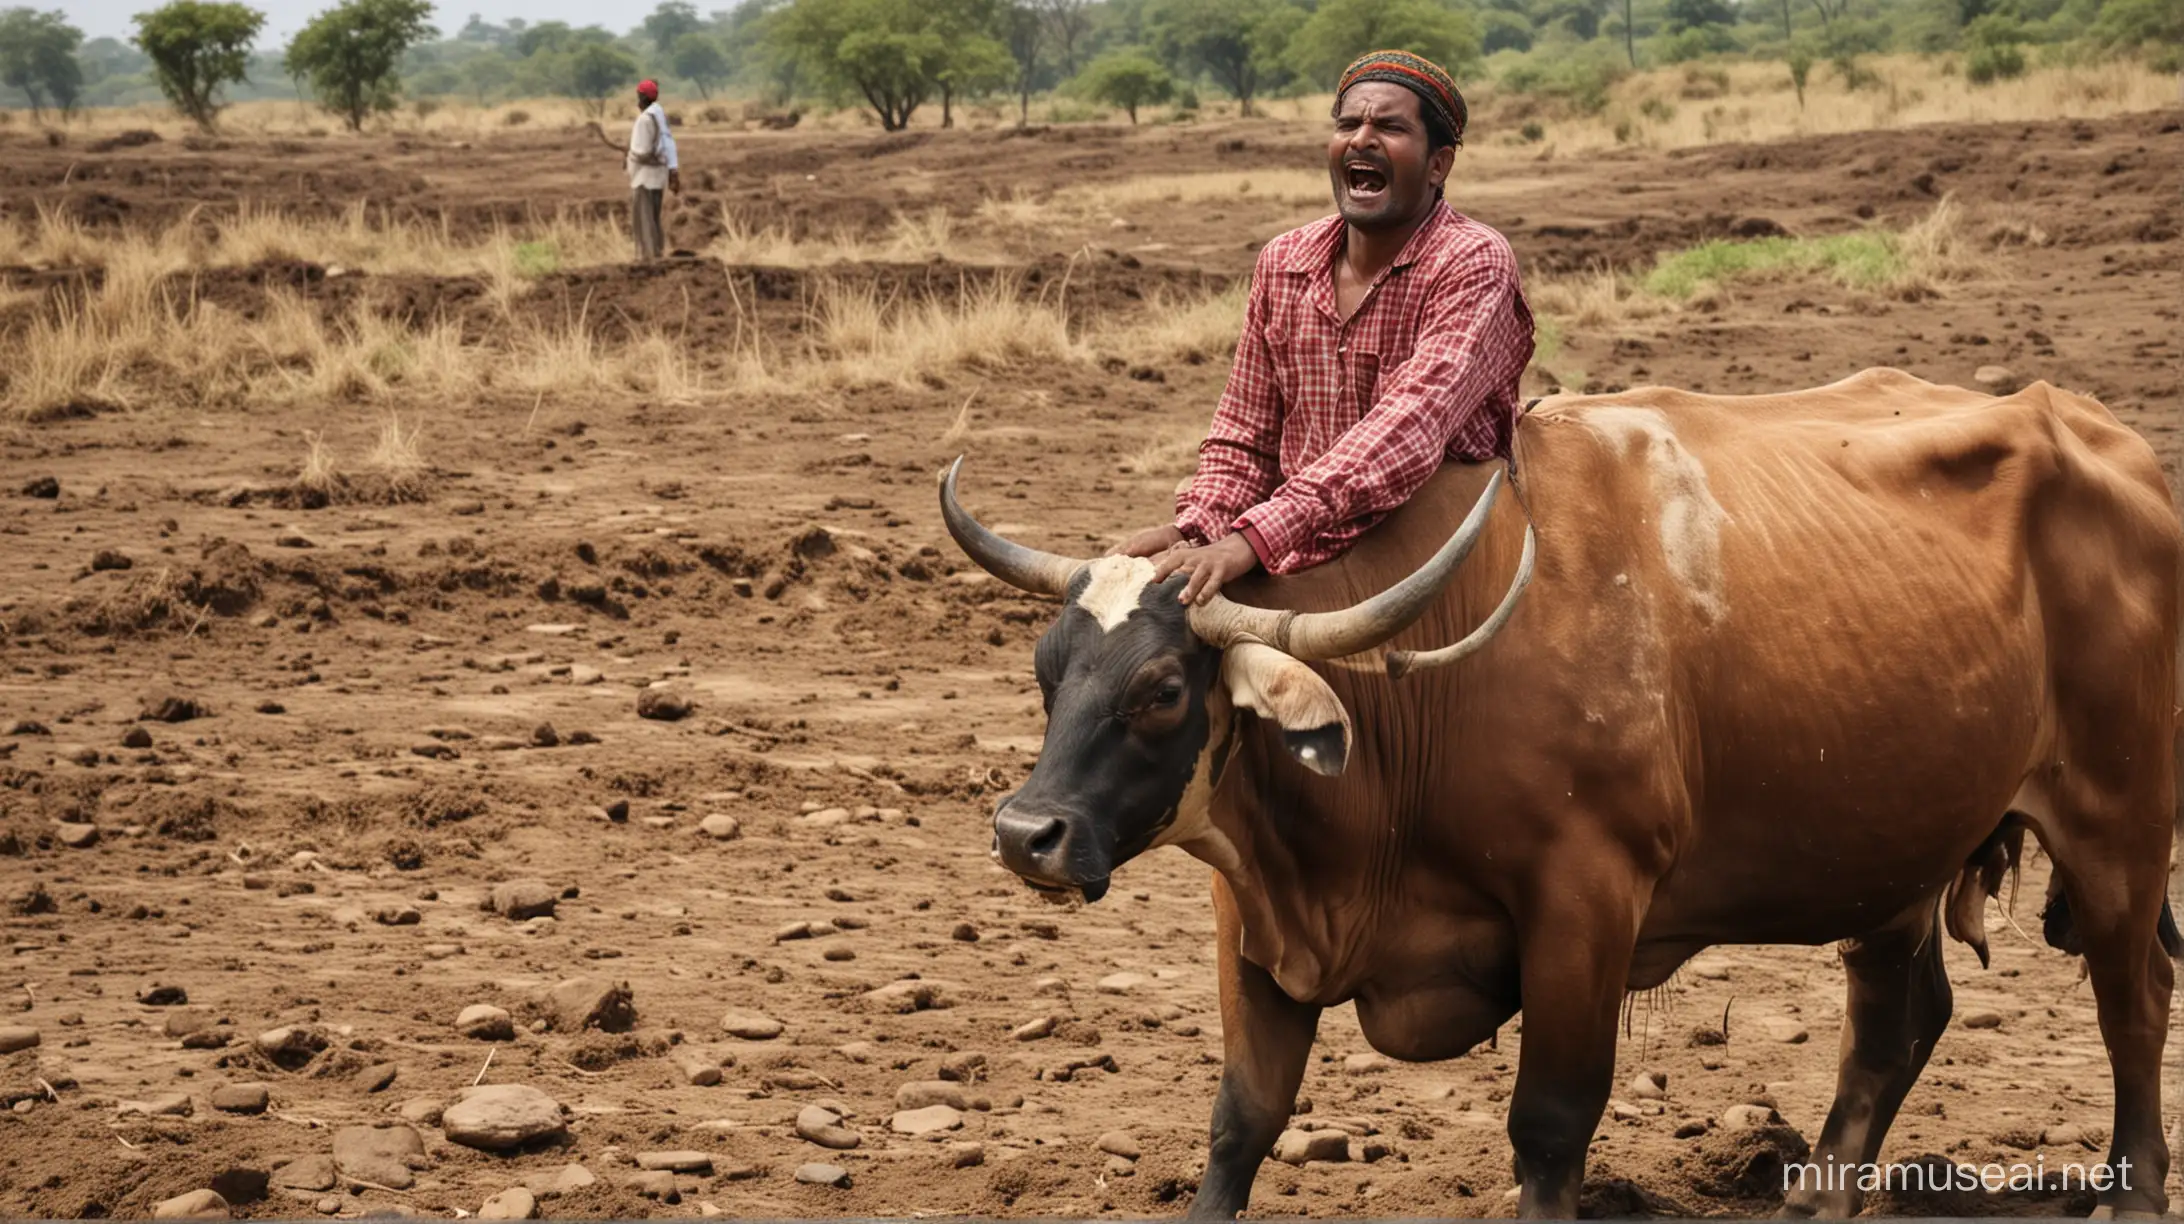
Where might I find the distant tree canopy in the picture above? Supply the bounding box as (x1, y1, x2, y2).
(12, 0, 2176, 120)
(132, 0, 263, 127)
(1071, 44, 1172, 120)
(0, 7, 83, 116)
(283, 0, 435, 130)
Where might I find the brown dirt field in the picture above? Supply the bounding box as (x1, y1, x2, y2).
(1, 106, 2180, 1220)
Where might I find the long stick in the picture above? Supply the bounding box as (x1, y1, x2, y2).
(471, 1047, 495, 1087)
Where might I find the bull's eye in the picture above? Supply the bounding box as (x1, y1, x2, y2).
(1152, 681, 1184, 709)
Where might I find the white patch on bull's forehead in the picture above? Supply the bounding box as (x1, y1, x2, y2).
(1075, 555, 1159, 632)
(1577, 406, 1730, 622)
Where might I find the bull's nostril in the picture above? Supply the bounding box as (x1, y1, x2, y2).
(1024, 817, 1065, 856)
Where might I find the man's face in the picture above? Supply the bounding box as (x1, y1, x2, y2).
(637, 91, 653, 112)
(1328, 81, 1453, 230)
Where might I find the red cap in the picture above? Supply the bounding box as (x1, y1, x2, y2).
(636, 79, 658, 99)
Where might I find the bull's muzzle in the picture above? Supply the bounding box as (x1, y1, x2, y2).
(992, 797, 1111, 903)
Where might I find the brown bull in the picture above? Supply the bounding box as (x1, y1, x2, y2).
(940, 367, 2183, 1219)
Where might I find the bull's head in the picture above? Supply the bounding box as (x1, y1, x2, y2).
(940, 459, 1533, 902)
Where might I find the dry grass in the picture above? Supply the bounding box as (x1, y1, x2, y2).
(1117, 426, 1205, 479)
(364, 413, 428, 501)
(707, 207, 1001, 266)
(1460, 55, 2178, 155)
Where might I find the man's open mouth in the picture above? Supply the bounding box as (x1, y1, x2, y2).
(1345, 161, 1389, 198)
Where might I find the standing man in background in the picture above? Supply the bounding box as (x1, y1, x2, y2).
(627, 79, 680, 261)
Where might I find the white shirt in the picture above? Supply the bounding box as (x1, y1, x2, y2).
(627, 102, 677, 190)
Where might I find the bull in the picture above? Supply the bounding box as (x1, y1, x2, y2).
(938, 368, 2184, 1218)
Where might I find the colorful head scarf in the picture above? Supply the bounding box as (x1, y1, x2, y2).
(1336, 50, 1467, 147)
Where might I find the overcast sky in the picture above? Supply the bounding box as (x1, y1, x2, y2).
(73, 0, 643, 46)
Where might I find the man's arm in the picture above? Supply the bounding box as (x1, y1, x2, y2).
(1173, 250, 1286, 545)
(1231, 246, 1532, 572)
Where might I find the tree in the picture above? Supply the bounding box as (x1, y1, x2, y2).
(771, 0, 990, 131)
(928, 0, 1011, 126)
(642, 0, 703, 50)
(1287, 0, 1481, 87)
(132, 0, 264, 129)
(1665, 0, 1735, 28)
(1787, 44, 1811, 107)
(283, 0, 435, 131)
(1073, 46, 1170, 122)
(1144, 0, 1299, 116)
(1037, 0, 1092, 73)
(1003, 0, 1040, 126)
(566, 39, 636, 116)
(0, 8, 84, 117)
(670, 30, 728, 96)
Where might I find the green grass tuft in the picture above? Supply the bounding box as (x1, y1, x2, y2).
(1641, 231, 1906, 298)
(513, 240, 562, 278)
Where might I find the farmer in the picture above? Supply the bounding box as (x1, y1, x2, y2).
(626, 78, 680, 261)
(1115, 50, 1535, 604)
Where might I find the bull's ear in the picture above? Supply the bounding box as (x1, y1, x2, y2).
(1220, 642, 1354, 777)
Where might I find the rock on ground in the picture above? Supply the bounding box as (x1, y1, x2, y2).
(894, 1081, 970, 1111)
(487, 880, 558, 921)
(272, 1156, 337, 1192)
(210, 1083, 269, 1114)
(332, 1124, 426, 1189)
(890, 1104, 964, 1137)
(720, 1009, 783, 1040)
(152, 1190, 230, 1220)
(1273, 1129, 1350, 1165)
(478, 1188, 538, 1220)
(440, 1084, 566, 1150)
(543, 977, 635, 1033)
(794, 1163, 850, 1188)
(456, 1004, 515, 1041)
(1096, 1130, 1141, 1160)
(636, 1150, 712, 1172)
(0, 1027, 38, 1054)
(796, 1104, 860, 1150)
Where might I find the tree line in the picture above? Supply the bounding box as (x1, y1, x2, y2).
(2, 0, 2176, 129)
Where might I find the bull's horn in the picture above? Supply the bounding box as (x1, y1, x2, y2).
(1188, 466, 1507, 661)
(938, 456, 1085, 598)
(1384, 523, 1535, 679)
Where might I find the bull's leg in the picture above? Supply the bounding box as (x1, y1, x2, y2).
(1507, 880, 1640, 1218)
(1188, 875, 1320, 1221)
(2052, 856, 2174, 1219)
(1780, 903, 1952, 1219)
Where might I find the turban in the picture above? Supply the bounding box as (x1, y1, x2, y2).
(1336, 50, 1467, 147)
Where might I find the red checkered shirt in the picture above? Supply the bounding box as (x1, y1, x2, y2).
(1174, 201, 1535, 574)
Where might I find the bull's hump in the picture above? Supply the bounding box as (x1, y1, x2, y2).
(1076, 556, 1159, 631)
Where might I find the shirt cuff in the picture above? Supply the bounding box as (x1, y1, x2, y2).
(1232, 500, 1314, 571)
(1174, 504, 1224, 546)
(1238, 523, 1276, 569)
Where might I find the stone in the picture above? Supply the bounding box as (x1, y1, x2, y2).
(1974, 365, 2020, 393)
(673, 1049, 723, 1086)
(441, 1084, 566, 1150)
(153, 1190, 230, 1220)
(457, 1004, 515, 1041)
(1764, 1018, 1809, 1044)
(397, 1098, 443, 1126)
(568, 665, 603, 686)
(121, 726, 153, 749)
(1629, 1071, 1669, 1100)
(1010, 1015, 1056, 1042)
(544, 977, 634, 1033)
(479, 1188, 537, 1220)
(333, 1124, 426, 1189)
(698, 813, 741, 840)
(2043, 1122, 2098, 1149)
(358, 1063, 398, 1093)
(314, 1199, 342, 1216)
(1096, 971, 1150, 993)
(210, 1083, 269, 1114)
(141, 696, 208, 723)
(894, 1081, 971, 1112)
(1096, 1130, 1141, 1160)
(938, 1051, 987, 1082)
(0, 1027, 38, 1054)
(636, 687, 693, 721)
(794, 1163, 850, 1188)
(488, 880, 558, 920)
(531, 723, 560, 748)
(637, 1150, 713, 1173)
(1722, 1104, 1784, 1131)
(162, 1009, 215, 1038)
(1342, 1052, 1387, 1075)
(720, 1009, 783, 1040)
(273, 1157, 338, 1192)
(255, 1025, 328, 1068)
(1273, 1129, 1350, 1165)
(127, 1092, 194, 1117)
(891, 1104, 964, 1136)
(208, 1168, 269, 1207)
(796, 1104, 860, 1150)
(945, 1142, 985, 1168)
(1961, 1010, 2004, 1030)
(624, 1171, 680, 1201)
(374, 904, 421, 926)
(22, 476, 58, 499)
(57, 823, 99, 849)
(1106, 1155, 1137, 1177)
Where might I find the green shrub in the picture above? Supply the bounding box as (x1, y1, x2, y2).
(1965, 40, 2026, 80)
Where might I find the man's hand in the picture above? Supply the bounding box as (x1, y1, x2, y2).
(1154, 534, 1259, 606)
(1113, 525, 1185, 558)
(668, 169, 682, 194)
